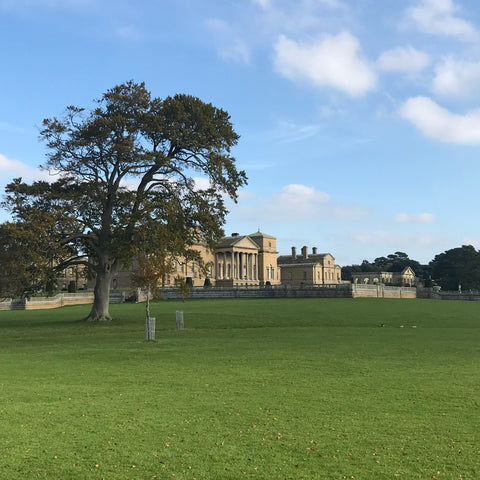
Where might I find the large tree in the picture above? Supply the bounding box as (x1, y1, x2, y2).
(3, 81, 247, 320)
(430, 245, 480, 291)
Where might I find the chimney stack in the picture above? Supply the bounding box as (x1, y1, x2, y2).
(291, 247, 297, 259)
(302, 246, 308, 259)
(312, 247, 318, 255)
(232, 232, 239, 237)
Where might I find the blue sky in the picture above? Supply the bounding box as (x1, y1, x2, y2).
(2, 0, 480, 265)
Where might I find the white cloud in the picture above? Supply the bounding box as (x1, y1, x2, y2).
(433, 57, 480, 97)
(233, 184, 368, 222)
(205, 18, 251, 64)
(270, 184, 330, 215)
(377, 46, 431, 73)
(273, 32, 377, 97)
(405, 0, 478, 40)
(0, 154, 47, 183)
(399, 96, 480, 144)
(394, 213, 435, 224)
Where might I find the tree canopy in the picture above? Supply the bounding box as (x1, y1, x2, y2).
(3, 81, 247, 320)
(430, 245, 480, 291)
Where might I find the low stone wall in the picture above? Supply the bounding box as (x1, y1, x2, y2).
(0, 292, 101, 310)
(352, 284, 416, 299)
(159, 284, 353, 300)
(0, 284, 419, 311)
(0, 293, 95, 310)
(159, 284, 416, 300)
(417, 288, 480, 301)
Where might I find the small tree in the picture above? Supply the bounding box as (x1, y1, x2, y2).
(175, 276, 191, 302)
(130, 254, 164, 320)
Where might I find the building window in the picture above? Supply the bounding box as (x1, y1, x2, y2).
(303, 271, 307, 280)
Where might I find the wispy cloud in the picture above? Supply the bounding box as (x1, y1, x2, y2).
(270, 119, 324, 144)
(252, 0, 345, 34)
(377, 46, 431, 74)
(405, 0, 478, 40)
(394, 213, 435, 224)
(432, 57, 480, 97)
(273, 32, 377, 97)
(399, 96, 480, 144)
(204, 18, 251, 64)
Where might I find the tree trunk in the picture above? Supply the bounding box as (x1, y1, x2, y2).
(85, 266, 113, 321)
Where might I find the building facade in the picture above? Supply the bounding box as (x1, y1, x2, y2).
(278, 246, 342, 286)
(351, 267, 416, 286)
(101, 230, 281, 290)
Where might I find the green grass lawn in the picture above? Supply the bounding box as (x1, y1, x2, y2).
(0, 298, 478, 479)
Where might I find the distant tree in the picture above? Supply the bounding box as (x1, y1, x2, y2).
(3, 81, 247, 320)
(0, 212, 73, 299)
(430, 245, 480, 290)
(340, 264, 362, 281)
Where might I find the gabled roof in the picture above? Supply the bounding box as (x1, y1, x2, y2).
(248, 230, 276, 240)
(216, 235, 259, 250)
(277, 253, 332, 266)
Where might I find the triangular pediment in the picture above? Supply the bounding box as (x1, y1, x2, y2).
(216, 235, 259, 250)
(232, 236, 259, 249)
(402, 266, 415, 275)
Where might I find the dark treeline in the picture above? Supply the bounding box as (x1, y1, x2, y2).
(341, 246, 480, 291)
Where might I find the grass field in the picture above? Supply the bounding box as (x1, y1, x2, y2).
(0, 298, 478, 479)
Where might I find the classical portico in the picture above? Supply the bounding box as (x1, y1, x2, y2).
(215, 234, 261, 286)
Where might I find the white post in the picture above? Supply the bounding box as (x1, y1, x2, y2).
(145, 317, 156, 341)
(176, 311, 184, 330)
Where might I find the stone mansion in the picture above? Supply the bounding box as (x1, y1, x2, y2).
(96, 230, 343, 290)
